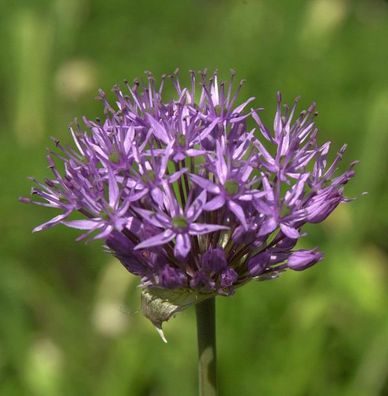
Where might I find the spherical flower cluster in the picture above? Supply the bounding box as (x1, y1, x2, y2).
(22, 70, 356, 299)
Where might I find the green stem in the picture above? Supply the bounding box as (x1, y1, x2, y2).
(196, 297, 217, 396)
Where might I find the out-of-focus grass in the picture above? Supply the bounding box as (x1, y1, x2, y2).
(1, 0, 388, 395)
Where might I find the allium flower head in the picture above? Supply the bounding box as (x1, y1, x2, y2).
(22, 70, 356, 336)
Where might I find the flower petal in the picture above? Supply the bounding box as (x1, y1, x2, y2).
(215, 141, 228, 184)
(228, 200, 248, 230)
(186, 148, 207, 157)
(167, 168, 187, 184)
(189, 223, 229, 235)
(204, 195, 225, 211)
(133, 207, 169, 228)
(186, 189, 207, 221)
(258, 217, 278, 236)
(287, 250, 323, 271)
(190, 174, 220, 194)
(94, 224, 114, 240)
(128, 188, 148, 202)
(107, 168, 120, 209)
(280, 223, 300, 239)
(63, 219, 101, 230)
(134, 229, 175, 250)
(33, 212, 71, 232)
(151, 187, 165, 205)
(192, 118, 219, 144)
(174, 233, 191, 258)
(146, 114, 170, 144)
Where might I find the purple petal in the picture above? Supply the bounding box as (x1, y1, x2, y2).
(287, 250, 323, 271)
(128, 188, 148, 202)
(63, 219, 101, 230)
(193, 118, 219, 144)
(134, 229, 175, 250)
(238, 192, 257, 201)
(247, 251, 271, 276)
(174, 233, 191, 258)
(274, 91, 283, 140)
(186, 148, 207, 157)
(33, 212, 71, 232)
(215, 141, 228, 184)
(275, 237, 298, 250)
(123, 125, 135, 154)
(159, 141, 174, 178)
(190, 271, 216, 292)
(261, 175, 275, 202)
(172, 151, 186, 162)
(233, 97, 255, 115)
(251, 109, 273, 142)
(167, 168, 187, 184)
(278, 127, 290, 157)
(186, 189, 207, 221)
(146, 114, 170, 144)
(253, 199, 274, 216)
(159, 265, 187, 288)
(201, 248, 227, 272)
(151, 187, 165, 205)
(93, 224, 114, 239)
(280, 223, 300, 239)
(286, 173, 309, 207)
(142, 148, 165, 156)
(105, 231, 146, 273)
(204, 194, 225, 211)
(161, 182, 180, 217)
(306, 192, 342, 223)
(107, 168, 119, 209)
(254, 140, 276, 168)
(241, 165, 253, 183)
(219, 268, 238, 289)
(258, 217, 278, 236)
(230, 113, 250, 123)
(190, 174, 220, 194)
(232, 225, 256, 244)
(228, 200, 248, 230)
(189, 223, 229, 235)
(133, 207, 168, 228)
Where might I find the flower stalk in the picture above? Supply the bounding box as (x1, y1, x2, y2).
(196, 297, 217, 396)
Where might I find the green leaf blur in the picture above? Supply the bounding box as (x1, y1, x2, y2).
(1, 0, 388, 395)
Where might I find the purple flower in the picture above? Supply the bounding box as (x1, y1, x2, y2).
(133, 187, 228, 258)
(201, 248, 227, 273)
(21, 70, 356, 311)
(191, 140, 261, 231)
(287, 250, 323, 271)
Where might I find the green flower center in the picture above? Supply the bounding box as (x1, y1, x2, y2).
(172, 215, 188, 230)
(100, 206, 114, 220)
(141, 170, 156, 183)
(177, 134, 186, 147)
(214, 104, 222, 116)
(109, 150, 120, 164)
(224, 180, 239, 196)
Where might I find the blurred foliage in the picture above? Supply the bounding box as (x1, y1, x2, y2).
(1, 0, 388, 395)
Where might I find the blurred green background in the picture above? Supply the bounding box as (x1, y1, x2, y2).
(1, 0, 388, 395)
